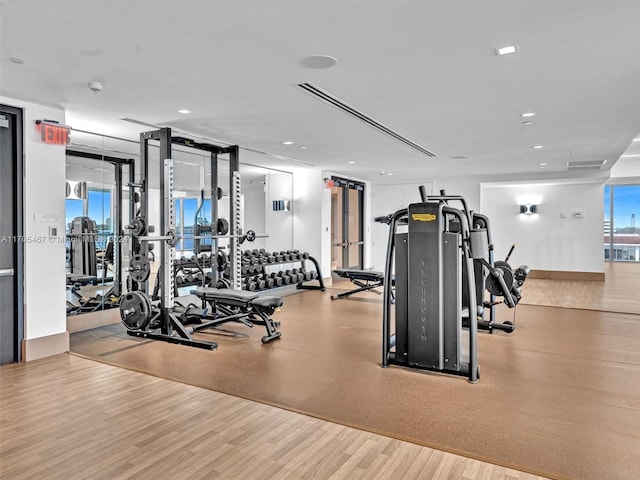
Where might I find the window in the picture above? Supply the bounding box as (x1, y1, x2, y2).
(604, 184, 640, 262)
(87, 188, 112, 250)
(65, 199, 83, 234)
(174, 198, 199, 252)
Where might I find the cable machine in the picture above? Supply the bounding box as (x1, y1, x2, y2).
(378, 187, 529, 382)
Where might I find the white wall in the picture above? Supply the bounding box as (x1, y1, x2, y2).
(481, 181, 605, 273)
(610, 157, 640, 180)
(1, 97, 67, 342)
(265, 172, 293, 252)
(242, 178, 267, 251)
(291, 169, 330, 277)
(370, 179, 482, 271)
(370, 177, 605, 274)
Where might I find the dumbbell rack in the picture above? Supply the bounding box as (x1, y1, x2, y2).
(173, 255, 212, 293)
(240, 250, 325, 292)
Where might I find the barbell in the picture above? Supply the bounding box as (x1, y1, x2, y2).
(136, 229, 265, 244)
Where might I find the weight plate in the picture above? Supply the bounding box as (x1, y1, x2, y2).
(129, 254, 151, 283)
(245, 230, 256, 242)
(129, 216, 147, 237)
(120, 291, 152, 331)
(216, 218, 229, 236)
(165, 230, 178, 247)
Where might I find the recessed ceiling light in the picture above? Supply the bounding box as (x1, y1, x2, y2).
(539, 162, 548, 167)
(178, 109, 191, 114)
(386, 173, 394, 176)
(301, 55, 337, 69)
(621, 154, 640, 158)
(348, 161, 356, 164)
(532, 145, 544, 149)
(299, 146, 307, 149)
(633, 138, 640, 142)
(521, 112, 536, 118)
(9, 57, 25, 64)
(523, 121, 534, 126)
(282, 141, 294, 145)
(496, 45, 518, 56)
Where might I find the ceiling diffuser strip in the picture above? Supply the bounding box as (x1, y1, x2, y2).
(296, 82, 437, 157)
(567, 160, 605, 170)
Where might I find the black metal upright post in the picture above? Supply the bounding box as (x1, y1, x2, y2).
(158, 128, 173, 333)
(139, 133, 151, 293)
(114, 163, 123, 296)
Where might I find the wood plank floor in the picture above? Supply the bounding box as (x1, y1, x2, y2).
(520, 262, 640, 314)
(5, 262, 637, 480)
(0, 354, 547, 480)
(68, 295, 640, 480)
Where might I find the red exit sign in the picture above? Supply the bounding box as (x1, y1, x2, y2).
(36, 120, 71, 145)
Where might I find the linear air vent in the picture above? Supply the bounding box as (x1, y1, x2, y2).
(567, 160, 606, 170)
(296, 82, 437, 157)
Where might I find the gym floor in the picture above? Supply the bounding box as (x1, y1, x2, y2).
(3, 262, 640, 480)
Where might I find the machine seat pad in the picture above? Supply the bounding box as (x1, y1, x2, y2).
(252, 296, 283, 309)
(334, 269, 384, 282)
(66, 273, 97, 284)
(191, 287, 258, 302)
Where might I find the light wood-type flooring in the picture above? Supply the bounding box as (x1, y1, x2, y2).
(0, 354, 546, 480)
(4, 262, 639, 479)
(521, 262, 640, 314)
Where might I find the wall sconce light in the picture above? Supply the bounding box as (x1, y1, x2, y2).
(519, 204, 538, 215)
(272, 200, 290, 212)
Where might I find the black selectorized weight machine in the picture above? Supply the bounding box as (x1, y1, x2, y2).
(378, 187, 528, 382)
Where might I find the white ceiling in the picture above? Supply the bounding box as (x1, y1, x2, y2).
(2, 0, 640, 183)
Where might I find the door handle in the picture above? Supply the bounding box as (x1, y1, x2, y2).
(0, 268, 15, 277)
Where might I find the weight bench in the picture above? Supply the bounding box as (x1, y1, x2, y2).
(190, 287, 282, 343)
(331, 269, 394, 301)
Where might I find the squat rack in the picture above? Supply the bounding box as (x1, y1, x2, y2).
(122, 128, 247, 349)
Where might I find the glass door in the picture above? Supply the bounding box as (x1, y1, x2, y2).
(331, 177, 364, 270)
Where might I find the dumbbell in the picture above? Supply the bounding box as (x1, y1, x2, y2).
(289, 250, 301, 261)
(309, 270, 318, 280)
(246, 276, 258, 291)
(292, 269, 305, 283)
(185, 273, 195, 284)
(195, 272, 204, 283)
(277, 271, 292, 285)
(265, 276, 275, 289)
(175, 275, 184, 286)
(269, 272, 283, 286)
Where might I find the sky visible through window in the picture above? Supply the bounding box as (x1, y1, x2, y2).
(609, 185, 639, 232)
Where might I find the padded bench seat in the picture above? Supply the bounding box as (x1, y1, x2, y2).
(189, 287, 283, 343)
(332, 269, 394, 301)
(191, 286, 258, 302)
(191, 287, 283, 309)
(334, 269, 384, 282)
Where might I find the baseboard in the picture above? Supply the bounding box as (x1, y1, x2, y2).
(529, 270, 605, 281)
(67, 308, 121, 333)
(22, 331, 70, 362)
